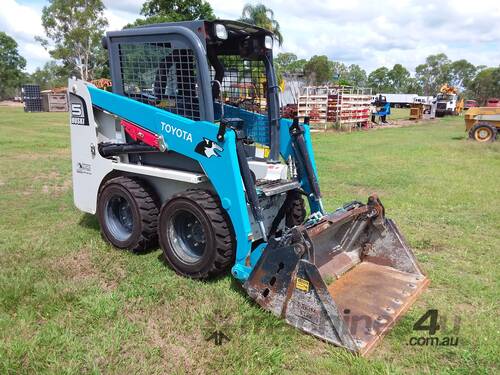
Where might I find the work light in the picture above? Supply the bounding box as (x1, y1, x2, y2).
(214, 24, 228, 40)
(264, 35, 273, 49)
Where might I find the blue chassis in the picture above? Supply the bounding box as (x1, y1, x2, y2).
(89, 86, 321, 281)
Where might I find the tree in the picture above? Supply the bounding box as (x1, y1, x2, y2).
(405, 77, 423, 95)
(388, 64, 410, 93)
(288, 59, 307, 74)
(0, 32, 26, 99)
(415, 53, 452, 95)
(330, 61, 348, 83)
(367, 67, 392, 93)
(275, 53, 297, 71)
(240, 4, 283, 46)
(303, 55, 333, 85)
(29, 61, 68, 90)
(129, 0, 215, 26)
(465, 67, 500, 104)
(38, 0, 108, 81)
(345, 64, 367, 87)
(450, 59, 477, 90)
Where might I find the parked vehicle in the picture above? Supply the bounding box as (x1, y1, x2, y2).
(486, 98, 500, 108)
(373, 93, 417, 108)
(435, 84, 461, 117)
(465, 106, 500, 142)
(464, 99, 478, 110)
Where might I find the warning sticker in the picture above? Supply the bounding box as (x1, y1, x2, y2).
(295, 277, 310, 292)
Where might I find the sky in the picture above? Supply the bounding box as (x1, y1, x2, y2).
(1, 0, 499, 74)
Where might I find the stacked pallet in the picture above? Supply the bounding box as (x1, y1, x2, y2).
(42, 90, 68, 112)
(327, 86, 372, 128)
(298, 86, 372, 128)
(297, 86, 329, 124)
(22, 84, 42, 112)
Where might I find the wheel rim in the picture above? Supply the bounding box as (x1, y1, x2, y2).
(475, 127, 492, 142)
(167, 210, 207, 264)
(104, 195, 134, 241)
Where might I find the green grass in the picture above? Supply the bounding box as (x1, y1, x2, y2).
(389, 107, 410, 120)
(0, 107, 499, 374)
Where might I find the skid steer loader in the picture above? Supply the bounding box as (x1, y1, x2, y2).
(69, 20, 428, 355)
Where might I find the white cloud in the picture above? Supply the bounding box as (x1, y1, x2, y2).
(1, 0, 499, 74)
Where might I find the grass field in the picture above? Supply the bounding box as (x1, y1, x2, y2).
(0, 106, 499, 374)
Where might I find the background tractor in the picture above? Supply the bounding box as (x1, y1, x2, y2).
(465, 106, 500, 142)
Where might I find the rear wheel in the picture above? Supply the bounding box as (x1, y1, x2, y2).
(97, 176, 159, 251)
(158, 190, 235, 279)
(469, 122, 497, 142)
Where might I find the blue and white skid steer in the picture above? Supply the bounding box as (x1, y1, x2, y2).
(69, 20, 428, 355)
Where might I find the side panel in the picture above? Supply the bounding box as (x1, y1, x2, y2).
(68, 79, 114, 214)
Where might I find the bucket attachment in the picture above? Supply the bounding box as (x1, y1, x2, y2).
(244, 195, 429, 356)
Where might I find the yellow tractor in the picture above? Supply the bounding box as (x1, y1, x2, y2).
(465, 107, 500, 142)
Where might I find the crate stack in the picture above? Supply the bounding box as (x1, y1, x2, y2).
(327, 86, 372, 128)
(22, 84, 42, 112)
(297, 86, 329, 125)
(298, 86, 372, 129)
(42, 90, 68, 112)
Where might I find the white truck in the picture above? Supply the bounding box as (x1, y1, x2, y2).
(435, 93, 458, 117)
(372, 93, 417, 108)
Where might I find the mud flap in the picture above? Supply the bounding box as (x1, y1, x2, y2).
(243, 196, 429, 355)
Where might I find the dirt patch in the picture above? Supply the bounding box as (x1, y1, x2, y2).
(50, 249, 126, 291)
(311, 118, 438, 134)
(377, 118, 438, 128)
(123, 296, 236, 374)
(123, 303, 198, 372)
(412, 238, 446, 252)
(0, 100, 23, 107)
(42, 178, 72, 196)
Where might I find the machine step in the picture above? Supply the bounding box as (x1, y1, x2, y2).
(256, 180, 301, 196)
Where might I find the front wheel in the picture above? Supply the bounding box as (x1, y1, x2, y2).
(158, 190, 235, 279)
(469, 123, 497, 142)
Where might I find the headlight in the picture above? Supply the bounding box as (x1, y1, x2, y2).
(214, 24, 228, 40)
(264, 35, 273, 49)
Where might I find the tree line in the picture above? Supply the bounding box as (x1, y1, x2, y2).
(0, 0, 498, 104)
(276, 52, 499, 103)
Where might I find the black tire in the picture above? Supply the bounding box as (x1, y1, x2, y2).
(469, 122, 497, 142)
(158, 190, 235, 279)
(285, 191, 306, 227)
(97, 176, 159, 251)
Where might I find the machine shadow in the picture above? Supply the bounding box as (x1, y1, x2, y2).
(78, 213, 159, 255)
(78, 213, 99, 231)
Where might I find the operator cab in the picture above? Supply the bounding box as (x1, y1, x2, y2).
(103, 20, 279, 159)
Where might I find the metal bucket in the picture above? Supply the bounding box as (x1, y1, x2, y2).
(244, 195, 429, 355)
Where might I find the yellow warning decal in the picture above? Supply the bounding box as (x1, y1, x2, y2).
(295, 277, 310, 292)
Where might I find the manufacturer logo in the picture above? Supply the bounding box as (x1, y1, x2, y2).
(195, 138, 223, 158)
(70, 94, 89, 126)
(160, 121, 193, 142)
